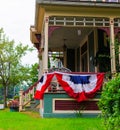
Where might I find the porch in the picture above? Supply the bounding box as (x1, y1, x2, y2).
(28, 0, 120, 117)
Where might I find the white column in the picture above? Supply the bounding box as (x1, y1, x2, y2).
(19, 89, 23, 112)
(38, 56, 43, 79)
(43, 16, 49, 72)
(110, 18, 116, 74)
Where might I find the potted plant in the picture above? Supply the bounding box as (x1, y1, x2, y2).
(7, 96, 19, 112)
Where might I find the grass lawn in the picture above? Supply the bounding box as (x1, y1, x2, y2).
(0, 109, 105, 130)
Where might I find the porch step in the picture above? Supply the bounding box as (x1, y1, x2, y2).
(25, 99, 40, 112)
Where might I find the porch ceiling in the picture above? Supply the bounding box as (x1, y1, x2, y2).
(48, 27, 92, 49)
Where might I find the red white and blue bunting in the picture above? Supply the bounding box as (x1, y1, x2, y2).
(34, 72, 104, 102)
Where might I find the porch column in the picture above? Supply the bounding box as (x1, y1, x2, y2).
(19, 89, 23, 112)
(109, 18, 116, 74)
(38, 35, 44, 78)
(43, 16, 49, 72)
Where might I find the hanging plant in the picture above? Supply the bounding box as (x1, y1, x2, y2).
(95, 46, 111, 73)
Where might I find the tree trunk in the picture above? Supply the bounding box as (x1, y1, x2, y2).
(3, 86, 7, 108)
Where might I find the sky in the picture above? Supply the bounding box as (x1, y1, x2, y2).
(0, 0, 38, 65)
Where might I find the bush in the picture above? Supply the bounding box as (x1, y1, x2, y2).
(98, 73, 120, 130)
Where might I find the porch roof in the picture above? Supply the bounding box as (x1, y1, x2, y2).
(30, 0, 120, 46)
(36, 0, 120, 8)
(34, 0, 120, 33)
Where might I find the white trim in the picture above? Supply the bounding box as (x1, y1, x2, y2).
(53, 110, 101, 114)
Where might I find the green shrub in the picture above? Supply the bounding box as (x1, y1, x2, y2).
(98, 73, 120, 130)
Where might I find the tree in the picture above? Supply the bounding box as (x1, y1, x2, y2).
(29, 63, 39, 83)
(0, 28, 35, 107)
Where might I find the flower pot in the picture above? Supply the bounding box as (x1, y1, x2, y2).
(10, 107, 19, 112)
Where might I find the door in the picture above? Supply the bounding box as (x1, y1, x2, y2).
(67, 49, 75, 72)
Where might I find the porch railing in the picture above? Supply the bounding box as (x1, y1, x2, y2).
(19, 81, 39, 112)
(18, 67, 72, 111)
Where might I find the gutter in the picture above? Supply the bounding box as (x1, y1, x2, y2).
(36, 0, 120, 8)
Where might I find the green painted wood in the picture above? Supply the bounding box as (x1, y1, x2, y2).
(43, 113, 100, 118)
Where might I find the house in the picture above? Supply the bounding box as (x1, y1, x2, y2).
(29, 0, 120, 117)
